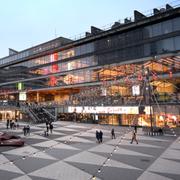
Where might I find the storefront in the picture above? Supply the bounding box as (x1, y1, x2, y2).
(65, 105, 180, 127)
(0, 109, 21, 121)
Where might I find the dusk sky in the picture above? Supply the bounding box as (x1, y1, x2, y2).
(0, 0, 175, 58)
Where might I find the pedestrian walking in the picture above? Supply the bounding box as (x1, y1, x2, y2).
(46, 121, 49, 133)
(49, 123, 53, 134)
(15, 117, 19, 129)
(10, 120, 13, 129)
(23, 126, 27, 136)
(130, 130, 138, 144)
(134, 124, 137, 133)
(6, 119, 10, 129)
(99, 130, 103, 143)
(96, 130, 100, 143)
(44, 128, 49, 136)
(111, 128, 116, 139)
(26, 125, 30, 135)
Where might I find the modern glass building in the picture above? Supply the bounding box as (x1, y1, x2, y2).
(0, 3, 180, 127)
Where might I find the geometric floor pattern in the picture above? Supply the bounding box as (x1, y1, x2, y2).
(0, 121, 179, 180)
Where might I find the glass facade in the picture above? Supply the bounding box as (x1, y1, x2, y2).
(0, 8, 180, 127)
(8, 42, 94, 68)
(29, 56, 97, 76)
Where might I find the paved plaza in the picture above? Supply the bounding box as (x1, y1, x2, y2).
(0, 121, 179, 180)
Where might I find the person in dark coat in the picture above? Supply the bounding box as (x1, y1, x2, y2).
(111, 128, 116, 139)
(49, 123, 53, 134)
(6, 119, 10, 129)
(46, 121, 49, 133)
(96, 130, 100, 143)
(26, 125, 30, 135)
(10, 120, 13, 129)
(23, 126, 27, 136)
(99, 130, 103, 143)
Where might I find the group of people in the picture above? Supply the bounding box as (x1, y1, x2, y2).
(44, 121, 54, 136)
(23, 125, 30, 136)
(6, 119, 19, 130)
(96, 130, 103, 143)
(95, 125, 138, 144)
(96, 128, 116, 143)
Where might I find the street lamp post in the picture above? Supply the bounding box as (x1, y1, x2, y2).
(146, 67, 153, 136)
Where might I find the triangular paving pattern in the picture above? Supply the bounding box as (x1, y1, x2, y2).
(54, 127, 79, 132)
(66, 125, 89, 129)
(97, 166, 142, 180)
(12, 175, 32, 180)
(0, 121, 179, 180)
(32, 140, 59, 148)
(89, 143, 153, 157)
(117, 144, 163, 157)
(88, 143, 115, 153)
(94, 152, 153, 170)
(28, 175, 55, 180)
(28, 151, 58, 160)
(65, 161, 102, 177)
(52, 143, 80, 150)
(137, 171, 172, 180)
(0, 154, 25, 175)
(133, 135, 170, 142)
(162, 149, 180, 160)
(0, 169, 23, 180)
(47, 130, 66, 136)
(69, 142, 98, 151)
(3, 146, 39, 156)
(64, 151, 141, 170)
(109, 139, 162, 149)
(64, 151, 105, 165)
(149, 171, 180, 180)
(149, 158, 180, 175)
(23, 137, 46, 145)
(13, 156, 57, 174)
(24, 134, 50, 140)
(45, 148, 80, 160)
(55, 135, 94, 143)
(29, 161, 100, 180)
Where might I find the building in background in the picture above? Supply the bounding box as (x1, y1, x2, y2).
(0, 3, 180, 127)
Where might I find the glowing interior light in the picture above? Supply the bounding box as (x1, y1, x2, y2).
(92, 176, 96, 180)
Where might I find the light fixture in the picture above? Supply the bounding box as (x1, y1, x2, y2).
(92, 175, 96, 180)
(22, 156, 26, 160)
